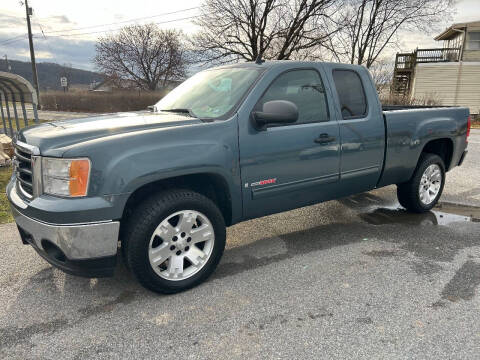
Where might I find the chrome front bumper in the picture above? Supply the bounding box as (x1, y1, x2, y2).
(11, 204, 120, 277)
(8, 178, 120, 277)
(8, 177, 120, 262)
(11, 206, 120, 260)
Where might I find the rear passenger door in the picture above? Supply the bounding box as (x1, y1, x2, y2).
(325, 65, 385, 194)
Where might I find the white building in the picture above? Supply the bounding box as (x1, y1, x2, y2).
(392, 20, 480, 114)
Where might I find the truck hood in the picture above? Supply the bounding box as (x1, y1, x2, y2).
(18, 111, 202, 153)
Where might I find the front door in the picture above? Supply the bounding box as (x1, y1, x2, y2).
(239, 67, 341, 219)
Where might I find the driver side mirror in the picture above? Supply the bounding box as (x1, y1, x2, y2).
(252, 100, 298, 130)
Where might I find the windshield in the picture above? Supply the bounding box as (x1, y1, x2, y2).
(155, 67, 262, 119)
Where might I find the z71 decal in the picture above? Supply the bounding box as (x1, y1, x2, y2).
(248, 178, 277, 188)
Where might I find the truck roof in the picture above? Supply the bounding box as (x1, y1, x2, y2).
(215, 60, 366, 71)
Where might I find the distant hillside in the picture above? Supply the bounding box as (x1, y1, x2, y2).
(0, 59, 104, 90)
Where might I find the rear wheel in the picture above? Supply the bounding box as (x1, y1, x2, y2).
(123, 189, 226, 294)
(397, 153, 445, 213)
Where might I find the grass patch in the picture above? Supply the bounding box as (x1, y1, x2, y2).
(0, 166, 13, 224)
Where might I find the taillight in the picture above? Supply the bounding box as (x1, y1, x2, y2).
(466, 116, 471, 142)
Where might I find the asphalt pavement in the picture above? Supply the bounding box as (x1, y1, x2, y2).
(0, 130, 479, 359)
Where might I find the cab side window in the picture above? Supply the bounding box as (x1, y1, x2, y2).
(332, 70, 367, 119)
(256, 69, 329, 125)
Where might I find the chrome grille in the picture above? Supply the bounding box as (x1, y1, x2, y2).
(14, 143, 34, 197)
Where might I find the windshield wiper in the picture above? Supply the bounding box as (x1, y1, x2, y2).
(160, 108, 197, 118)
(160, 108, 215, 122)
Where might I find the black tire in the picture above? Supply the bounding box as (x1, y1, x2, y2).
(397, 153, 446, 213)
(122, 189, 226, 294)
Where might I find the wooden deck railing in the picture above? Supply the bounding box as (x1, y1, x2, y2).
(394, 47, 460, 71)
(394, 53, 416, 70)
(416, 48, 461, 63)
(391, 47, 460, 97)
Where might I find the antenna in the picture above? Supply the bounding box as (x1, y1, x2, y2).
(255, 54, 264, 64)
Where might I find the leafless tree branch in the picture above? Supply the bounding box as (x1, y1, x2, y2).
(192, 0, 343, 64)
(94, 24, 188, 90)
(329, 0, 455, 68)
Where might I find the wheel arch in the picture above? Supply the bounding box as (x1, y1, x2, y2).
(120, 172, 234, 228)
(420, 137, 454, 171)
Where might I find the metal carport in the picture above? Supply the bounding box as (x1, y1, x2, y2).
(0, 71, 39, 137)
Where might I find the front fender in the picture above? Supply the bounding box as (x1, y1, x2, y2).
(62, 117, 242, 223)
(103, 141, 237, 195)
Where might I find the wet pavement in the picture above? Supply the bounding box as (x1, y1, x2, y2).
(0, 130, 479, 359)
(358, 201, 479, 226)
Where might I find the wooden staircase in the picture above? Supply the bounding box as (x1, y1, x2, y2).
(391, 53, 416, 97)
(391, 48, 461, 97)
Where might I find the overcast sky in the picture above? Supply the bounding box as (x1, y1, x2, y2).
(0, 0, 479, 71)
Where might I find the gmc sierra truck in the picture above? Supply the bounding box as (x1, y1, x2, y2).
(7, 61, 470, 294)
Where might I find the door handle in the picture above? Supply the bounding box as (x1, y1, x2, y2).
(314, 133, 336, 144)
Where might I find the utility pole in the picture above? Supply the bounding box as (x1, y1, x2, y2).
(4, 55, 11, 72)
(24, 0, 41, 107)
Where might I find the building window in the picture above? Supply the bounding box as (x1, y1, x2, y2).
(467, 32, 480, 50)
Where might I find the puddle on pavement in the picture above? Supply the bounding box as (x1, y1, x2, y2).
(359, 202, 480, 226)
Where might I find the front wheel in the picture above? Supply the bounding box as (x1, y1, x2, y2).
(123, 190, 226, 294)
(397, 153, 446, 213)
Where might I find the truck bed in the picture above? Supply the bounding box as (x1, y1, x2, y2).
(378, 106, 469, 187)
(382, 105, 454, 111)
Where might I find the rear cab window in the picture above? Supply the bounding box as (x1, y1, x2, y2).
(332, 70, 367, 119)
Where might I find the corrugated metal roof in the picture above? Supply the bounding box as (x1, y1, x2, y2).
(0, 71, 38, 104)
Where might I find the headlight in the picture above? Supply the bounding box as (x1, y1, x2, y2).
(42, 157, 91, 197)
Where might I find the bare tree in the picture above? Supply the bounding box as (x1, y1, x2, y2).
(368, 58, 392, 93)
(193, 0, 342, 63)
(330, 0, 454, 68)
(94, 24, 187, 90)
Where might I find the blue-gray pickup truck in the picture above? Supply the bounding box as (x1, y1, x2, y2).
(7, 61, 471, 293)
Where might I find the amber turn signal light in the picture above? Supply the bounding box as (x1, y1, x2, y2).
(69, 159, 90, 197)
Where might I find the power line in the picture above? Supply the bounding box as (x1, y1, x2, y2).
(1, 14, 199, 51)
(42, 15, 198, 39)
(0, 34, 28, 46)
(42, 6, 200, 35)
(0, 6, 201, 45)
(34, 20, 59, 65)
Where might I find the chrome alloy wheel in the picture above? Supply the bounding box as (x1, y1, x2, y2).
(418, 164, 442, 205)
(148, 210, 215, 281)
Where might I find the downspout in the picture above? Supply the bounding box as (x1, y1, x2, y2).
(452, 28, 466, 106)
(454, 28, 466, 61)
(409, 49, 418, 102)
